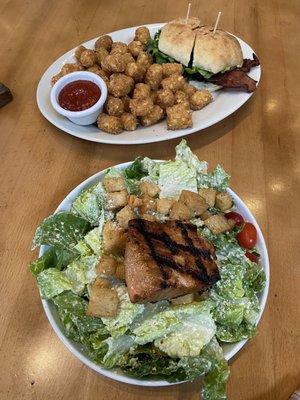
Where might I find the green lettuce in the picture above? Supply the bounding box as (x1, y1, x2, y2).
(147, 31, 176, 64)
(29, 247, 58, 277)
(185, 66, 214, 79)
(197, 165, 230, 191)
(71, 182, 106, 226)
(37, 255, 98, 298)
(32, 212, 91, 252)
(175, 139, 208, 174)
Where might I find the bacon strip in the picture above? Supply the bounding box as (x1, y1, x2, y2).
(209, 70, 258, 92)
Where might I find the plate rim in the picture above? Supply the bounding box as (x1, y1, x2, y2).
(38, 160, 270, 387)
(36, 23, 261, 145)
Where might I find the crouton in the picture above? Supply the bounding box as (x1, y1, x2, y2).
(116, 205, 136, 228)
(96, 255, 118, 276)
(103, 221, 127, 254)
(171, 293, 194, 305)
(156, 198, 174, 214)
(204, 214, 234, 234)
(115, 262, 125, 280)
(140, 195, 156, 214)
(128, 194, 143, 209)
(92, 277, 111, 289)
(169, 201, 191, 220)
(200, 210, 212, 221)
(179, 190, 209, 216)
(198, 188, 217, 207)
(139, 180, 160, 197)
(103, 176, 126, 192)
(215, 192, 233, 211)
(106, 189, 128, 210)
(86, 283, 119, 317)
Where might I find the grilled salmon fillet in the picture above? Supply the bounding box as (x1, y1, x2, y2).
(125, 219, 220, 303)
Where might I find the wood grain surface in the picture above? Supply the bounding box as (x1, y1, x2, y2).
(0, 1, 299, 399)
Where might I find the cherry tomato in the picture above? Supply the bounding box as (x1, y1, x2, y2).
(225, 211, 244, 226)
(245, 251, 258, 263)
(237, 222, 257, 249)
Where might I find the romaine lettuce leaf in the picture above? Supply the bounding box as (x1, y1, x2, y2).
(71, 182, 106, 226)
(102, 335, 135, 368)
(29, 247, 58, 277)
(158, 160, 197, 199)
(83, 227, 103, 255)
(32, 212, 91, 251)
(216, 321, 256, 343)
(197, 165, 230, 191)
(37, 268, 73, 298)
(185, 66, 214, 79)
(37, 255, 98, 298)
(175, 139, 208, 174)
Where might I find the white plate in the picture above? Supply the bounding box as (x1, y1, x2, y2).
(36, 24, 261, 145)
(39, 161, 269, 387)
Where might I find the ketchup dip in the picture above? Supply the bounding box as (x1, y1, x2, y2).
(58, 80, 101, 111)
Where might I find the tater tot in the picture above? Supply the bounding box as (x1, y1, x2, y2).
(150, 90, 158, 104)
(95, 35, 113, 51)
(134, 26, 151, 45)
(182, 83, 197, 97)
(162, 63, 183, 77)
(87, 66, 109, 83)
(166, 104, 192, 130)
(121, 95, 131, 112)
(108, 73, 134, 97)
(51, 72, 63, 86)
(105, 96, 125, 117)
(121, 113, 138, 131)
(136, 51, 153, 69)
(122, 52, 135, 66)
(155, 88, 175, 110)
(80, 49, 96, 67)
(75, 45, 86, 61)
(61, 63, 84, 75)
(97, 113, 123, 134)
(125, 62, 145, 82)
(133, 83, 151, 99)
(128, 40, 145, 58)
(189, 89, 213, 110)
(101, 54, 126, 73)
(161, 74, 185, 92)
(95, 47, 109, 65)
(140, 105, 164, 126)
(111, 42, 128, 54)
(145, 64, 163, 90)
(129, 97, 153, 117)
(174, 90, 190, 109)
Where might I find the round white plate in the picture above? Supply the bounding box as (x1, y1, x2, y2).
(36, 24, 261, 145)
(39, 161, 269, 386)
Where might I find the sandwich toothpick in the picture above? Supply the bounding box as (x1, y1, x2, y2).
(213, 11, 222, 34)
(185, 3, 191, 24)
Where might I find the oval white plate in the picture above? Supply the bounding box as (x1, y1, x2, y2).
(37, 24, 261, 145)
(39, 161, 269, 386)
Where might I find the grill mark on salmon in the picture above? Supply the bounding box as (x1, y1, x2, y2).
(125, 219, 220, 303)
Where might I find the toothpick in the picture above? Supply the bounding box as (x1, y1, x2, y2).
(213, 11, 221, 34)
(185, 3, 191, 24)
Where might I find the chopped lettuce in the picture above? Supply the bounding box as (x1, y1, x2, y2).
(158, 160, 197, 199)
(175, 139, 208, 174)
(29, 247, 58, 277)
(71, 182, 107, 226)
(32, 212, 91, 251)
(37, 268, 73, 298)
(154, 304, 216, 357)
(83, 227, 103, 255)
(37, 255, 98, 298)
(197, 165, 230, 191)
(102, 335, 135, 368)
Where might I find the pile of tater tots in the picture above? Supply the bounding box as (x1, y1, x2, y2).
(51, 26, 213, 134)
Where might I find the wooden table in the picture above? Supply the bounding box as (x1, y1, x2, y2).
(0, 0, 299, 399)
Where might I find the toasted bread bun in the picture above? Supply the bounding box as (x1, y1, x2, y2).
(158, 18, 200, 66)
(193, 25, 243, 74)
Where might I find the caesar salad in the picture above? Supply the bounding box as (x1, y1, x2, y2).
(30, 140, 265, 400)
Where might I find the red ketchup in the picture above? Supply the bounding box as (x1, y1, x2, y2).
(58, 80, 101, 111)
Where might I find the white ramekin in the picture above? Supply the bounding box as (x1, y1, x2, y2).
(50, 71, 107, 126)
